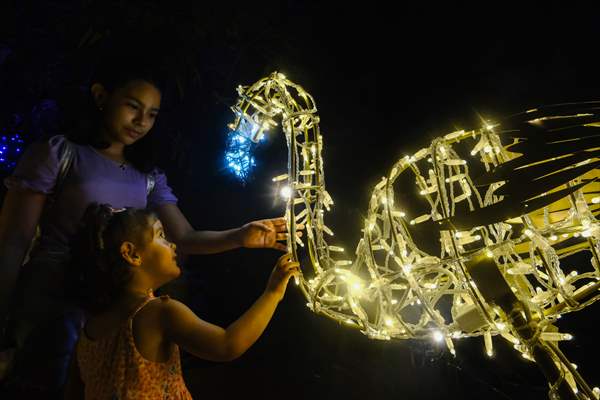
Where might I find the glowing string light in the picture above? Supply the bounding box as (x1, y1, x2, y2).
(228, 74, 600, 398)
(224, 114, 266, 182)
(0, 129, 24, 171)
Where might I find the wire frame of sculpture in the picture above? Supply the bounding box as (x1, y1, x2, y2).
(228, 73, 600, 399)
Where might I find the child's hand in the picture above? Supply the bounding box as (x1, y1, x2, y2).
(265, 253, 300, 300)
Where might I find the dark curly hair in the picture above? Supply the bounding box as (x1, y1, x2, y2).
(68, 203, 157, 314)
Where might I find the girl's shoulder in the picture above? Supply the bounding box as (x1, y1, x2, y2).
(84, 296, 176, 340)
(131, 296, 182, 363)
(40, 134, 78, 152)
(5, 134, 78, 194)
(133, 295, 177, 325)
(29, 134, 81, 166)
(134, 295, 195, 332)
(25, 134, 71, 157)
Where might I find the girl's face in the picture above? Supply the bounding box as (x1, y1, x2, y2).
(139, 218, 180, 283)
(97, 79, 161, 146)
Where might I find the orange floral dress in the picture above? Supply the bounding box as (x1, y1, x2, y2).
(76, 295, 193, 399)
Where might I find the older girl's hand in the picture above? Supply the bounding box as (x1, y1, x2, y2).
(236, 218, 302, 251)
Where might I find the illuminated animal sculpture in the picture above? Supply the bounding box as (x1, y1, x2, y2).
(226, 72, 600, 399)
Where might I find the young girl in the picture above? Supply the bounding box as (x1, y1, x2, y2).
(63, 203, 299, 399)
(0, 49, 289, 397)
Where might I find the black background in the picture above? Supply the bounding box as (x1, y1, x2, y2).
(1, 1, 599, 399)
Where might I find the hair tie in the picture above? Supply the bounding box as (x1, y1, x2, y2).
(97, 207, 126, 250)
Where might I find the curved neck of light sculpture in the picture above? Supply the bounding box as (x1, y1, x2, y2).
(233, 72, 335, 277)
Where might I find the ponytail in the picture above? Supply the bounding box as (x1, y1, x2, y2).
(67, 203, 155, 314)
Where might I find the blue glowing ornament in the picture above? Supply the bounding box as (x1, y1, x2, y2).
(0, 115, 25, 171)
(224, 115, 265, 182)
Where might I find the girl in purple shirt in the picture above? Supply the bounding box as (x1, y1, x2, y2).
(0, 54, 288, 398)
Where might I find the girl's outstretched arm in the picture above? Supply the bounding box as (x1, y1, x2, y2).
(162, 253, 299, 361)
(0, 189, 45, 335)
(155, 203, 289, 255)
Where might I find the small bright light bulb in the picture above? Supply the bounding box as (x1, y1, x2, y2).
(280, 186, 292, 200)
(433, 330, 444, 342)
(549, 235, 558, 241)
(582, 229, 592, 238)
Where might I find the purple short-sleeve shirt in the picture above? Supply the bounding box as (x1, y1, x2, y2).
(4, 135, 177, 253)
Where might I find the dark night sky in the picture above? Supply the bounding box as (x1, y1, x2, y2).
(1, 1, 600, 399)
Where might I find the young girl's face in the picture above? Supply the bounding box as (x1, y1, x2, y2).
(140, 218, 180, 283)
(101, 79, 161, 146)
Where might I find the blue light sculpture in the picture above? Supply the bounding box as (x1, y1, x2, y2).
(224, 111, 266, 182)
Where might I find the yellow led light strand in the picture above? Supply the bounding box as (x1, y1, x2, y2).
(228, 76, 600, 397)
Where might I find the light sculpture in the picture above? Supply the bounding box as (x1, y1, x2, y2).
(227, 72, 600, 399)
